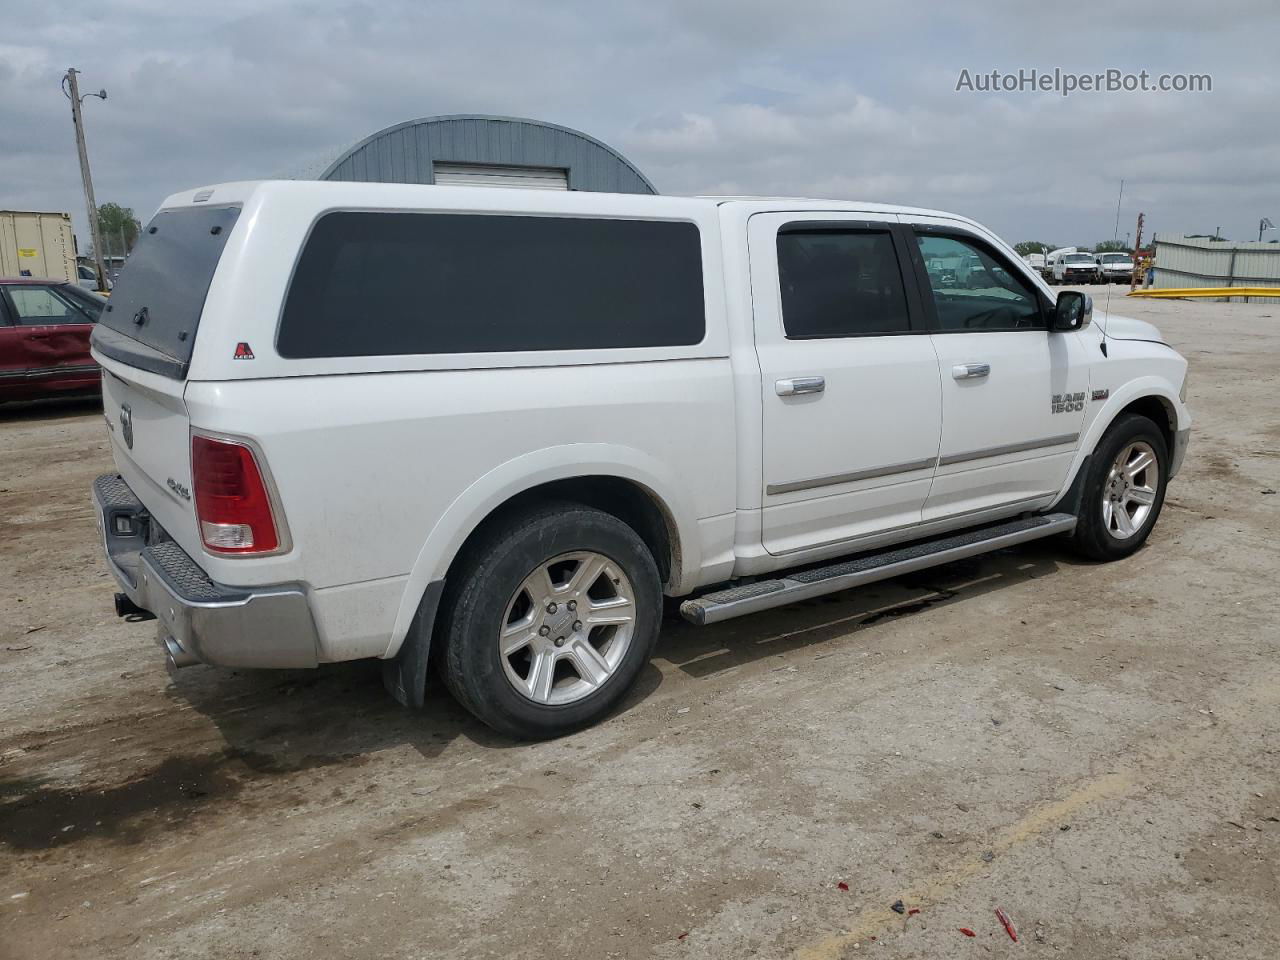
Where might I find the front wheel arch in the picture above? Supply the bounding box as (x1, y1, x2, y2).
(1068, 412, 1170, 560)
(1112, 394, 1176, 455)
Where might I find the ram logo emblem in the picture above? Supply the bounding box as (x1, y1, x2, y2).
(119, 403, 134, 450)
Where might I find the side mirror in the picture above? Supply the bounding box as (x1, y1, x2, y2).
(1052, 290, 1091, 330)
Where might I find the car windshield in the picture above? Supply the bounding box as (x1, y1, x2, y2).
(1101, 254, 1130, 262)
(1063, 254, 1092, 263)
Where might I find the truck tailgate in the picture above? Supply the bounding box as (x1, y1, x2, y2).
(99, 355, 201, 559)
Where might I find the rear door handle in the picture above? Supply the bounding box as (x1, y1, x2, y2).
(26, 332, 51, 340)
(952, 363, 990, 380)
(775, 376, 826, 396)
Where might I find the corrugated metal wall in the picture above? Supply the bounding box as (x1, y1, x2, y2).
(1153, 234, 1280, 303)
(320, 115, 656, 195)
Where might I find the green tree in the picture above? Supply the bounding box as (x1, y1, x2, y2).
(1013, 241, 1055, 256)
(1094, 239, 1133, 254)
(95, 202, 142, 259)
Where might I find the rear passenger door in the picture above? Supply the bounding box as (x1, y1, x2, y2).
(750, 213, 943, 556)
(907, 224, 1090, 522)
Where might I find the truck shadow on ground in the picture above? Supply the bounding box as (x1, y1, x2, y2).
(0, 541, 1069, 854)
(170, 539, 1070, 766)
(657, 540, 1070, 678)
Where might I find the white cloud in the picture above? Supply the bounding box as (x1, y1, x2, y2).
(1, 0, 1277, 250)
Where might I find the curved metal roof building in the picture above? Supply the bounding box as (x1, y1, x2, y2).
(314, 115, 656, 195)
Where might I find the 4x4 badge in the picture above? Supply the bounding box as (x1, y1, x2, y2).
(233, 342, 255, 360)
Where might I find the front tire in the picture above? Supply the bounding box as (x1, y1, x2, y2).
(438, 502, 661, 739)
(1069, 414, 1169, 561)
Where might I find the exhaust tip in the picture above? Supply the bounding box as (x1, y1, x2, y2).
(162, 634, 199, 669)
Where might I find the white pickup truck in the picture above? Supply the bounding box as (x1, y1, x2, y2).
(91, 181, 1190, 738)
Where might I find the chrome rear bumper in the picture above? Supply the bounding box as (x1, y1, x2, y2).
(93, 474, 320, 669)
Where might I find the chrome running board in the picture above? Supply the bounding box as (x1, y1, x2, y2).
(680, 513, 1077, 626)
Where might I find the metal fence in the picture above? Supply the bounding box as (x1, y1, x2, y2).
(1153, 234, 1280, 303)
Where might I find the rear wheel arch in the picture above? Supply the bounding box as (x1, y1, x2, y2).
(436, 500, 663, 738)
(445, 475, 679, 591)
(389, 446, 698, 649)
(384, 468, 684, 693)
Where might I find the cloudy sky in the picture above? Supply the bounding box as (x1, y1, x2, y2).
(3, 0, 1277, 251)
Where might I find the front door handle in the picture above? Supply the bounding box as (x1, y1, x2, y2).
(775, 376, 826, 397)
(952, 363, 990, 380)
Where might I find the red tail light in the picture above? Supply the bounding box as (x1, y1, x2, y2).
(191, 435, 280, 554)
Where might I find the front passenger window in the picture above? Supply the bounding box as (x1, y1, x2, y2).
(916, 234, 1042, 331)
(4, 286, 96, 326)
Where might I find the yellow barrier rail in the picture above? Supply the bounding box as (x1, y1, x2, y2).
(1127, 287, 1280, 299)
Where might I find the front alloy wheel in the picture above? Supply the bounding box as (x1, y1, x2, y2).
(1101, 440, 1159, 539)
(1069, 413, 1169, 561)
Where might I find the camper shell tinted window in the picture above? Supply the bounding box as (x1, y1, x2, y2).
(277, 212, 705, 358)
(97, 205, 240, 371)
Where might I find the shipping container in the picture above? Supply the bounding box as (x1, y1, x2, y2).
(0, 210, 78, 283)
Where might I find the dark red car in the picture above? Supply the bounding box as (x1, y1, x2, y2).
(0, 278, 105, 402)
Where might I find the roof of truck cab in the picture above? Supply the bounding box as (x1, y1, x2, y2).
(702, 195, 956, 218)
(155, 181, 971, 225)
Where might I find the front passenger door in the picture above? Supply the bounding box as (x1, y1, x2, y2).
(0, 284, 100, 384)
(910, 226, 1090, 522)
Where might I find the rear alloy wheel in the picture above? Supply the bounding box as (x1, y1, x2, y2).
(1069, 414, 1168, 560)
(499, 551, 637, 706)
(438, 503, 661, 739)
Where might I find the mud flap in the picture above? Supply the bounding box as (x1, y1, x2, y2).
(1059, 453, 1093, 517)
(381, 580, 445, 709)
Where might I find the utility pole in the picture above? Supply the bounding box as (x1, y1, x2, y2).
(64, 68, 109, 292)
(1130, 212, 1145, 292)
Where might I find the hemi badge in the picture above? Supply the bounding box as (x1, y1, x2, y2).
(1091, 388, 1110, 401)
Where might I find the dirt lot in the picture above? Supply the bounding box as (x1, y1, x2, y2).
(2, 288, 1278, 959)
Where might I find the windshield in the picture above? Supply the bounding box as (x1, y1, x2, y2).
(99, 204, 240, 367)
(1101, 253, 1130, 263)
(1063, 254, 1092, 263)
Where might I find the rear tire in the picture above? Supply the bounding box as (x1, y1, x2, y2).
(1069, 414, 1169, 561)
(437, 502, 661, 739)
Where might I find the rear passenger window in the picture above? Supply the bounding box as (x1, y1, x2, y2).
(277, 212, 705, 358)
(776, 229, 911, 338)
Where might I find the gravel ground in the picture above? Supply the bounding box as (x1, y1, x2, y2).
(1, 287, 1278, 959)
